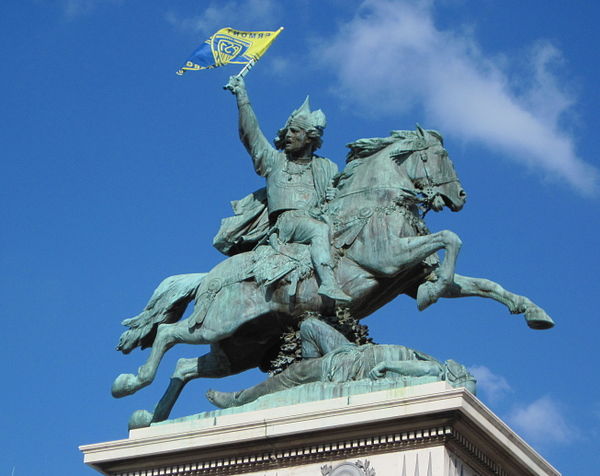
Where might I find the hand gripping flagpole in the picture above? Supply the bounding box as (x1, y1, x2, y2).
(235, 57, 257, 79)
(222, 57, 257, 91)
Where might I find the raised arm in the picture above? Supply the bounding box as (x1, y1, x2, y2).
(225, 76, 275, 176)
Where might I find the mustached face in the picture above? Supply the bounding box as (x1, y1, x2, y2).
(284, 126, 312, 156)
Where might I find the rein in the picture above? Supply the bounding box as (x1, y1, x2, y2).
(335, 186, 420, 202)
(335, 152, 459, 212)
(412, 151, 461, 211)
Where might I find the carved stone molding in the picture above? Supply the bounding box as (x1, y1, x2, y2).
(322, 459, 375, 476)
(105, 426, 461, 475)
(82, 384, 560, 476)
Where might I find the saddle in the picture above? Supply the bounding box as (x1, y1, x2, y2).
(190, 240, 316, 329)
(252, 240, 314, 295)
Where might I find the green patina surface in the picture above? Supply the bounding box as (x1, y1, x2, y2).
(112, 77, 554, 428)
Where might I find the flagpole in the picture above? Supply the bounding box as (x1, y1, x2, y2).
(234, 26, 284, 79)
(235, 58, 257, 79)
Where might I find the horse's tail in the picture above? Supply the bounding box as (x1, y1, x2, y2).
(116, 273, 207, 354)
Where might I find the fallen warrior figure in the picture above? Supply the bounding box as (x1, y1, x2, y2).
(207, 317, 475, 409)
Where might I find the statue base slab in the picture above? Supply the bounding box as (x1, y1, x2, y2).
(154, 375, 449, 428)
(81, 382, 560, 475)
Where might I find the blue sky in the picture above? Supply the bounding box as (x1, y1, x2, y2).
(2, 0, 599, 474)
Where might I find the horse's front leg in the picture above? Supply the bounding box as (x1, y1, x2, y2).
(443, 273, 554, 329)
(112, 319, 208, 398)
(416, 230, 462, 310)
(380, 230, 462, 310)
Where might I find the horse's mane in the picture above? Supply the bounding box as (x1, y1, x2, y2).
(346, 130, 409, 162)
(345, 128, 444, 163)
(337, 128, 444, 188)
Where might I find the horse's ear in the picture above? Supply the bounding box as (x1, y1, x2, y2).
(416, 123, 426, 137)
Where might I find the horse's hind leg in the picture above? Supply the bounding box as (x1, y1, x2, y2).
(127, 345, 235, 429)
(443, 273, 554, 329)
(112, 319, 209, 398)
(151, 345, 234, 423)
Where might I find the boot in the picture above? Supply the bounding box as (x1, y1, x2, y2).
(316, 263, 351, 302)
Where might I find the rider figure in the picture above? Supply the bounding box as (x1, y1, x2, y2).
(226, 76, 350, 302)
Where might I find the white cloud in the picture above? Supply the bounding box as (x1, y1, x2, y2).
(166, 0, 282, 36)
(316, 0, 598, 194)
(507, 395, 575, 444)
(469, 365, 511, 403)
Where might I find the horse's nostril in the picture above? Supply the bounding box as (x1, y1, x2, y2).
(459, 189, 467, 198)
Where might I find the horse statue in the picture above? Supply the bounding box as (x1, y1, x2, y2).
(112, 126, 554, 426)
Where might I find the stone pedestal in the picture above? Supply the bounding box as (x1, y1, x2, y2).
(80, 382, 560, 475)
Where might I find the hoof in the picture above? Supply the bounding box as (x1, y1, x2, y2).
(128, 410, 154, 430)
(524, 307, 555, 330)
(112, 373, 139, 398)
(416, 281, 441, 311)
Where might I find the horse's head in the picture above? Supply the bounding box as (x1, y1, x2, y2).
(339, 126, 466, 213)
(397, 126, 466, 212)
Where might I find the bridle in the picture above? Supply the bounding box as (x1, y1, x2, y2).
(334, 137, 461, 216)
(409, 149, 461, 213)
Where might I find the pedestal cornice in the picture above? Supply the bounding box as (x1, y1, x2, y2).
(81, 382, 560, 476)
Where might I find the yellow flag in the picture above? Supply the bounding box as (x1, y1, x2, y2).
(177, 27, 283, 75)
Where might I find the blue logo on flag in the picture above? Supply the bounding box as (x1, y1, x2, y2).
(213, 34, 251, 65)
